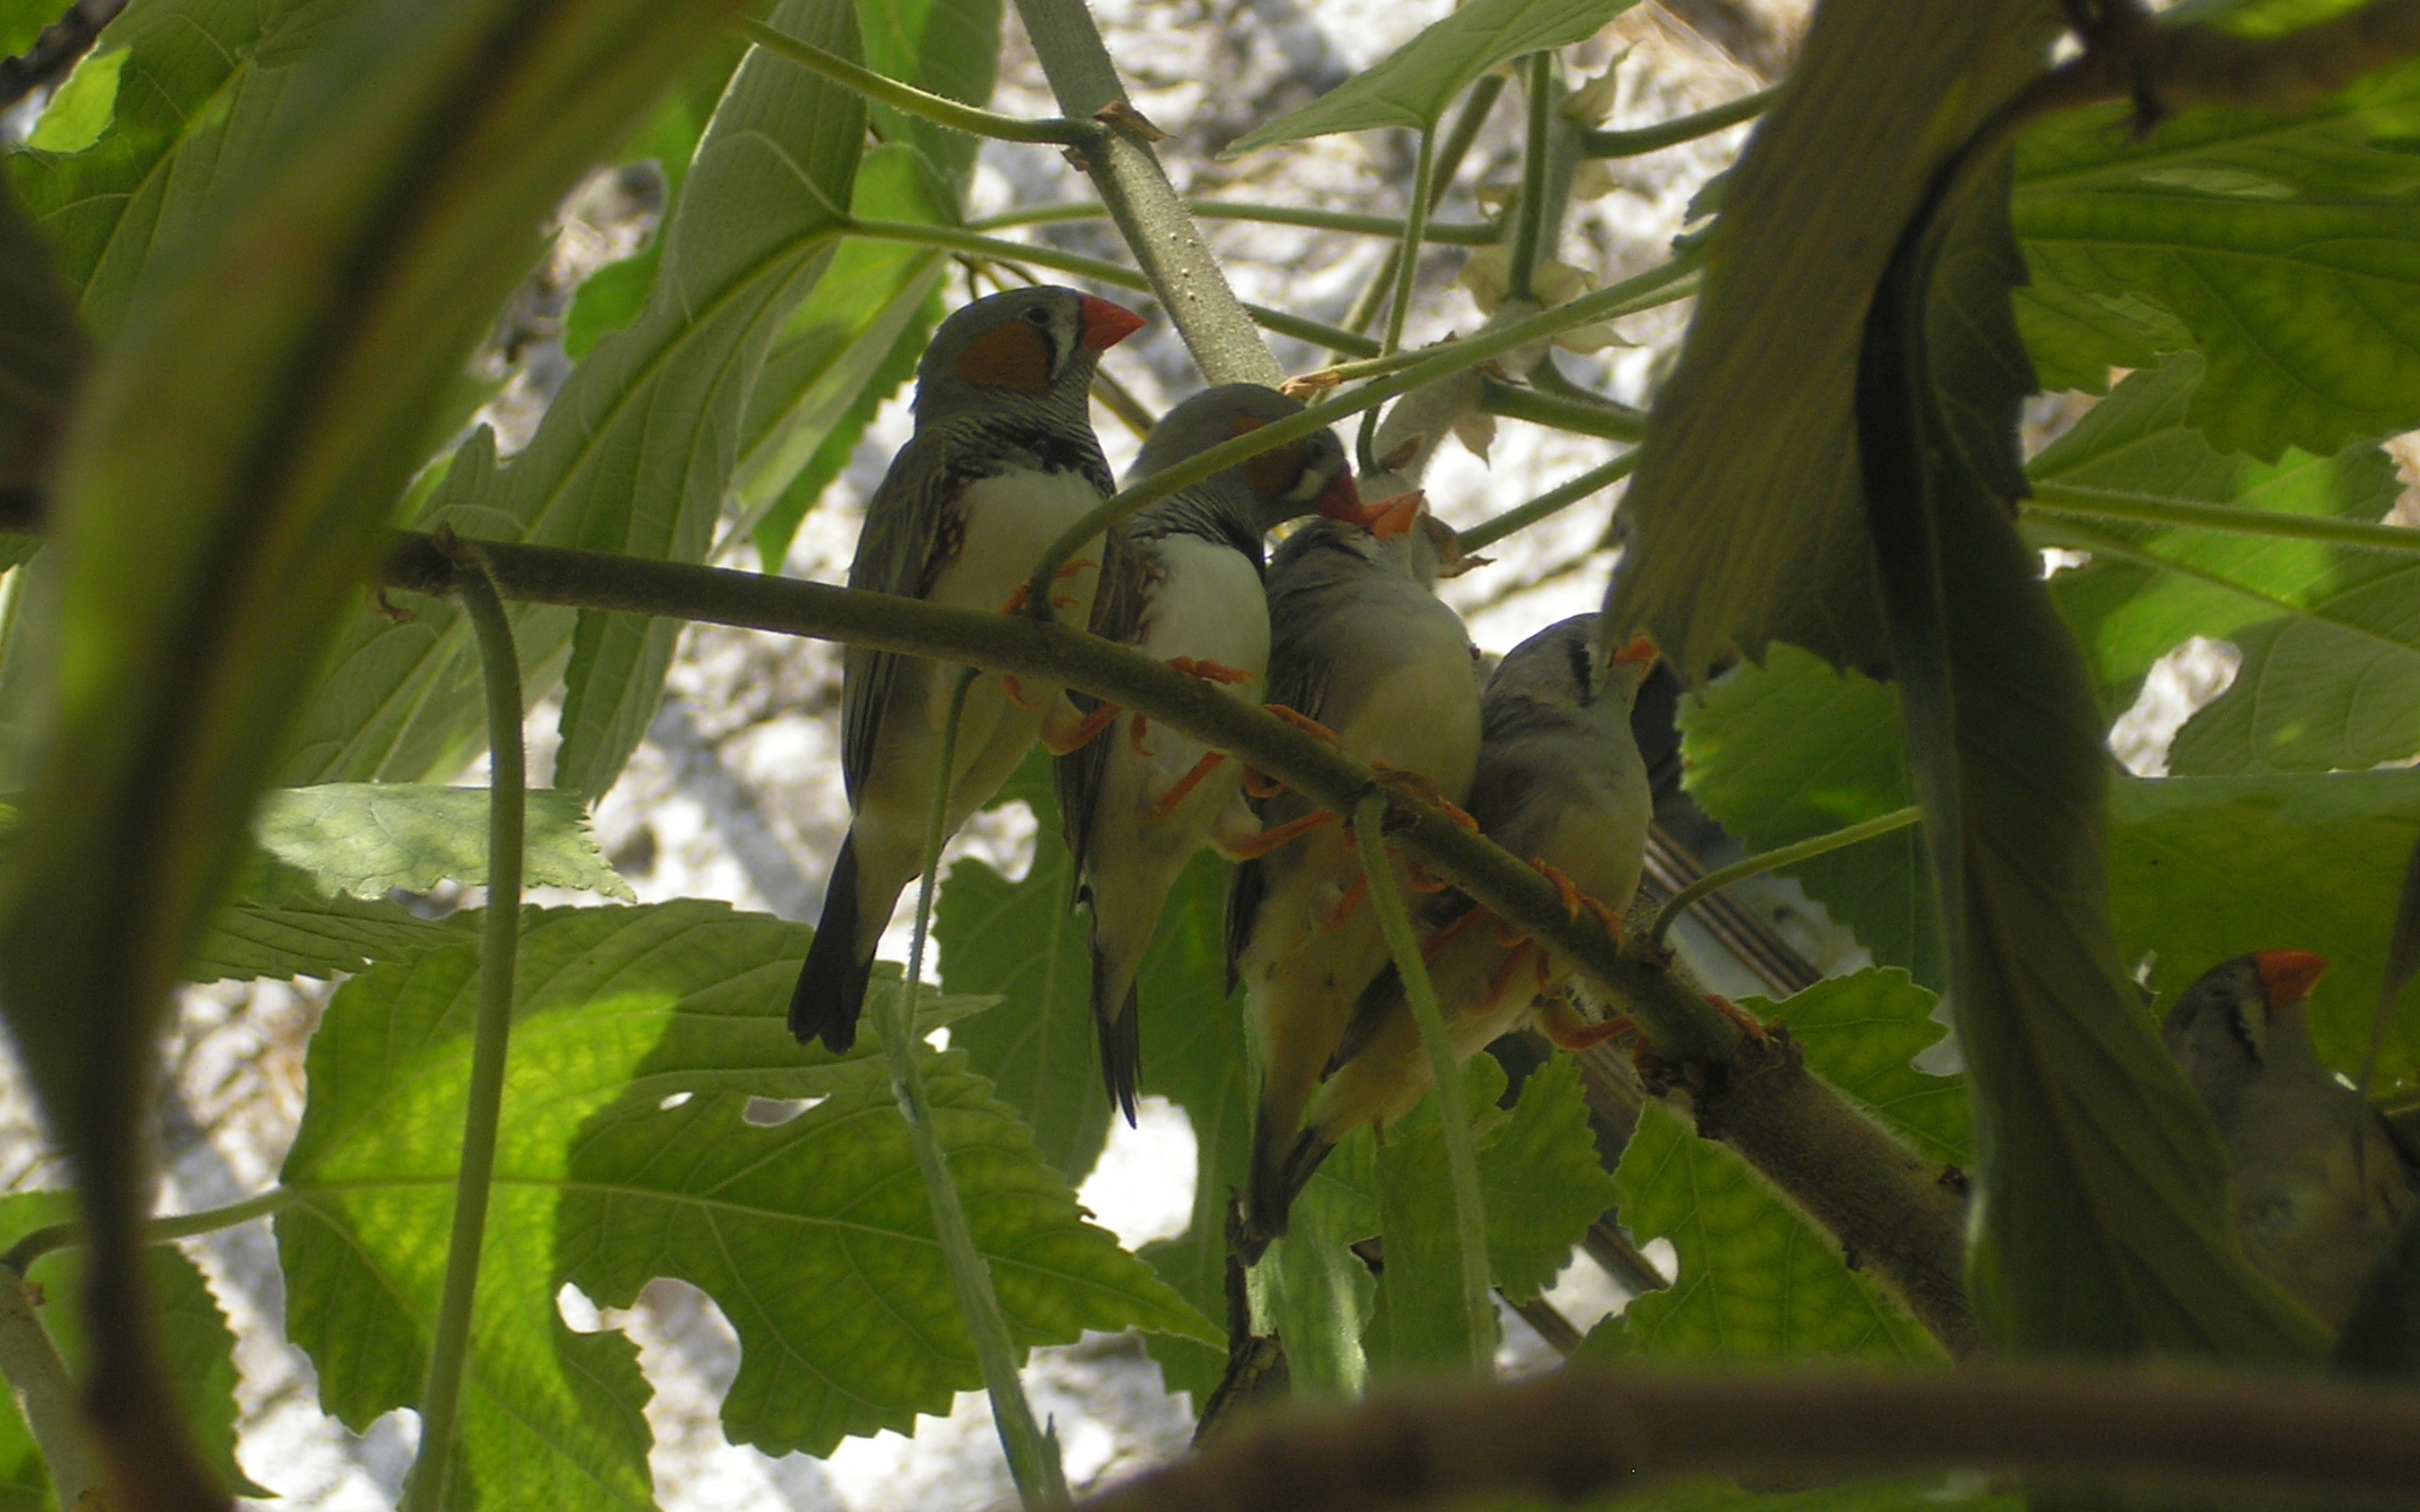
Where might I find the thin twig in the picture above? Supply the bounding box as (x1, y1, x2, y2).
(1580, 81, 1780, 157)
(968, 199, 1502, 245)
(2025, 486, 2420, 556)
(402, 547, 525, 1509)
(0, 1264, 99, 1505)
(883, 667, 1068, 1507)
(1650, 807, 1925, 951)
(1355, 796, 1494, 1373)
(1459, 452, 1637, 553)
(735, 17, 1095, 145)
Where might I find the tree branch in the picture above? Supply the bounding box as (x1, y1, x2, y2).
(379, 531, 1976, 1353)
(1074, 1363, 2420, 1512)
(1011, 0, 1283, 385)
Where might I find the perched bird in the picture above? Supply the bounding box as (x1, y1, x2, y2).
(790, 286, 1146, 1052)
(1252, 614, 1656, 1223)
(1228, 507, 1483, 1252)
(1058, 385, 1368, 1124)
(2164, 950, 2420, 1331)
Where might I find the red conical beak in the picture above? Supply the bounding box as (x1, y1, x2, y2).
(1613, 635, 1659, 668)
(1079, 296, 1147, 351)
(1363, 490, 1426, 540)
(1313, 471, 1363, 524)
(2253, 949, 2329, 1011)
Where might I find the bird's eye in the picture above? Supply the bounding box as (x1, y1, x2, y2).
(1024, 306, 1053, 327)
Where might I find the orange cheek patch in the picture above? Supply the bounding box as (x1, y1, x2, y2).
(955, 322, 1051, 392)
(1226, 416, 1305, 501)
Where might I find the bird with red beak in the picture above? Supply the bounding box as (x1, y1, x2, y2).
(790, 286, 1145, 1053)
(2164, 950, 2417, 1330)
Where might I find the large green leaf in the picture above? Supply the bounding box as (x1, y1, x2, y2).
(1602, 0, 2057, 678)
(1858, 155, 2322, 1361)
(1222, 0, 1636, 154)
(0, 0, 71, 58)
(1580, 1102, 1943, 1364)
(1366, 1057, 1511, 1378)
(281, 902, 1186, 1492)
(939, 752, 1114, 1184)
(1257, 1136, 1377, 1399)
(283, 0, 865, 799)
(0, 174, 83, 504)
(7, 0, 355, 337)
(1478, 1054, 1621, 1301)
(1679, 645, 1938, 987)
(1763, 971, 1969, 1169)
(2031, 353, 2407, 731)
(252, 782, 631, 901)
(2012, 52, 2420, 458)
(0, 0, 757, 1486)
(0, 1192, 264, 1501)
(189, 864, 458, 984)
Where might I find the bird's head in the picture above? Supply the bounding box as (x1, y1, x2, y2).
(918, 287, 1143, 421)
(2164, 950, 2331, 1110)
(1133, 385, 1364, 534)
(1482, 615, 1657, 719)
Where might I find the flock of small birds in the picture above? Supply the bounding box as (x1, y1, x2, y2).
(785, 283, 2420, 1326)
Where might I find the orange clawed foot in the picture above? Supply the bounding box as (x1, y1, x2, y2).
(1543, 1005, 1634, 1054)
(1316, 873, 1370, 933)
(1373, 765, 1479, 832)
(1243, 767, 1287, 799)
(1169, 656, 1253, 686)
(1264, 704, 1338, 743)
(1143, 751, 1228, 824)
(1044, 698, 1120, 754)
(1229, 808, 1338, 861)
(1705, 993, 1772, 1045)
(1421, 903, 1492, 963)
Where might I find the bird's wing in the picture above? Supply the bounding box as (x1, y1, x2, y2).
(1055, 524, 1149, 880)
(841, 433, 961, 806)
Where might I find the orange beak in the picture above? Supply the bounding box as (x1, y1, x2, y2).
(1363, 490, 1426, 540)
(1079, 296, 1147, 351)
(2253, 949, 2329, 1012)
(1613, 635, 1659, 668)
(1313, 471, 1364, 524)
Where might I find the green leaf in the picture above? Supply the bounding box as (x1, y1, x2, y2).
(0, 1193, 265, 1500)
(25, 44, 122, 153)
(1478, 1054, 1619, 1301)
(854, 0, 1000, 196)
(1760, 971, 1969, 1168)
(2111, 768, 2420, 1088)
(251, 783, 632, 901)
(544, 0, 865, 801)
(735, 145, 951, 564)
(281, 902, 1200, 1489)
(284, 0, 866, 800)
(2031, 352, 2407, 738)
(562, 250, 662, 363)
(1603, 0, 2055, 677)
(1615, 1476, 2020, 1512)
(1222, 0, 1637, 154)
(2012, 54, 2420, 457)
(8, 0, 354, 336)
(1857, 142, 2324, 1363)
(0, 174, 85, 502)
(939, 752, 1114, 1185)
(0, 0, 72, 58)
(1367, 1057, 1510, 1378)
(2, 0, 761, 1482)
(1679, 645, 1938, 986)
(191, 871, 458, 985)
(1258, 1134, 1377, 1398)
(1579, 1103, 1943, 1364)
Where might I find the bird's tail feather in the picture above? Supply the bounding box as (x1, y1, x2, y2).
(1092, 943, 1145, 1125)
(1241, 1102, 1319, 1262)
(792, 837, 875, 1053)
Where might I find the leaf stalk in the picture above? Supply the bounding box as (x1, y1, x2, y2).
(1651, 807, 1925, 951)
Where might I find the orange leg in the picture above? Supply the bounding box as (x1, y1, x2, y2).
(1372, 765, 1479, 832)
(1403, 856, 1451, 894)
(1493, 918, 1530, 950)
(1705, 993, 1772, 1045)
(1582, 893, 1626, 942)
(1533, 859, 1583, 919)
(1044, 699, 1120, 754)
(1545, 1015, 1633, 1053)
(1002, 673, 1036, 710)
(1264, 705, 1338, 743)
(1228, 809, 1338, 861)
(1143, 751, 1228, 824)
(1168, 657, 1253, 686)
(1243, 767, 1287, 799)
(1317, 874, 1370, 933)
(1129, 712, 1154, 758)
(1485, 941, 1536, 1005)
(1421, 903, 1493, 963)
